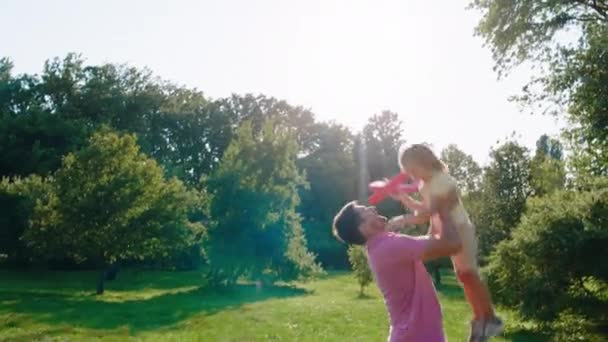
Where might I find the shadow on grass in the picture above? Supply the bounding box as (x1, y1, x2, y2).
(0, 269, 206, 292)
(355, 293, 374, 300)
(503, 330, 551, 342)
(0, 281, 309, 334)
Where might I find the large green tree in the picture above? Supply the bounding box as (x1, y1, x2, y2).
(361, 110, 405, 181)
(530, 134, 566, 196)
(216, 94, 317, 153)
(440, 144, 482, 194)
(470, 1, 608, 182)
(204, 121, 322, 286)
(0, 56, 89, 177)
(0, 176, 52, 266)
(477, 140, 531, 258)
(470, 0, 608, 76)
(298, 122, 356, 269)
(23, 130, 205, 294)
(558, 24, 608, 181)
(358, 111, 405, 217)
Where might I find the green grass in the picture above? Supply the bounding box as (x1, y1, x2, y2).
(0, 270, 548, 341)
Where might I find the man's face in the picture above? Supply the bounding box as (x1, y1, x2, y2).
(354, 205, 387, 238)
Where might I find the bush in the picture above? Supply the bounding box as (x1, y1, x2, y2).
(485, 188, 608, 335)
(348, 245, 373, 296)
(552, 310, 603, 342)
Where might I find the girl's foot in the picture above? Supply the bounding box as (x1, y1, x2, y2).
(468, 320, 486, 342)
(484, 316, 505, 337)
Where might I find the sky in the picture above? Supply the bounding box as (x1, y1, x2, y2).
(0, 0, 565, 165)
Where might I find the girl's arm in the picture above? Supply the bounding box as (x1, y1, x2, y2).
(392, 193, 426, 212)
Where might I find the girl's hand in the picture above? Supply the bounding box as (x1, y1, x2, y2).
(390, 192, 415, 205)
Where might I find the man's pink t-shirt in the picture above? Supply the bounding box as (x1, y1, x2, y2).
(366, 232, 445, 342)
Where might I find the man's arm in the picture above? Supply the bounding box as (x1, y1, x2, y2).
(419, 220, 461, 261)
(389, 221, 459, 263)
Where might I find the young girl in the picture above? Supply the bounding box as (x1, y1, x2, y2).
(392, 144, 503, 342)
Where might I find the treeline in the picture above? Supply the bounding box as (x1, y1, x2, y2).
(0, 56, 413, 288)
(0, 54, 564, 279)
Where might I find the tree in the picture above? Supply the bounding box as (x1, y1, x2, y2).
(535, 134, 563, 161)
(146, 93, 320, 187)
(557, 24, 608, 181)
(0, 175, 52, 266)
(477, 140, 531, 258)
(530, 135, 566, 196)
(23, 129, 205, 294)
(36, 55, 218, 187)
(347, 245, 373, 296)
(298, 122, 356, 269)
(485, 188, 608, 339)
(440, 144, 482, 194)
(216, 94, 317, 153)
(362, 111, 404, 181)
(204, 121, 322, 286)
(359, 111, 405, 217)
(0, 56, 90, 177)
(149, 91, 221, 187)
(469, 0, 608, 76)
(470, 2, 608, 183)
(0, 111, 88, 177)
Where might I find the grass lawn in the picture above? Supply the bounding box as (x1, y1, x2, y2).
(0, 270, 547, 341)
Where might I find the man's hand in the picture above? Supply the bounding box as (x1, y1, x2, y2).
(386, 215, 405, 231)
(421, 221, 462, 261)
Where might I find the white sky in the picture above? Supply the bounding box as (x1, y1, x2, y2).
(0, 0, 565, 165)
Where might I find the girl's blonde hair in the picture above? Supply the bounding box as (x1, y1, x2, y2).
(399, 144, 448, 173)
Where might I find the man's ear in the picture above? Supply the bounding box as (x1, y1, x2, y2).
(359, 222, 368, 236)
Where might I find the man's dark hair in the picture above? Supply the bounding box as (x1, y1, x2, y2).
(332, 201, 366, 245)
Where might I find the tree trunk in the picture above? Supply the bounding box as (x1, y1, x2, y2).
(96, 269, 105, 295)
(96, 263, 120, 294)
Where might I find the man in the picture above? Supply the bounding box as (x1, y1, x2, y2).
(332, 201, 462, 342)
